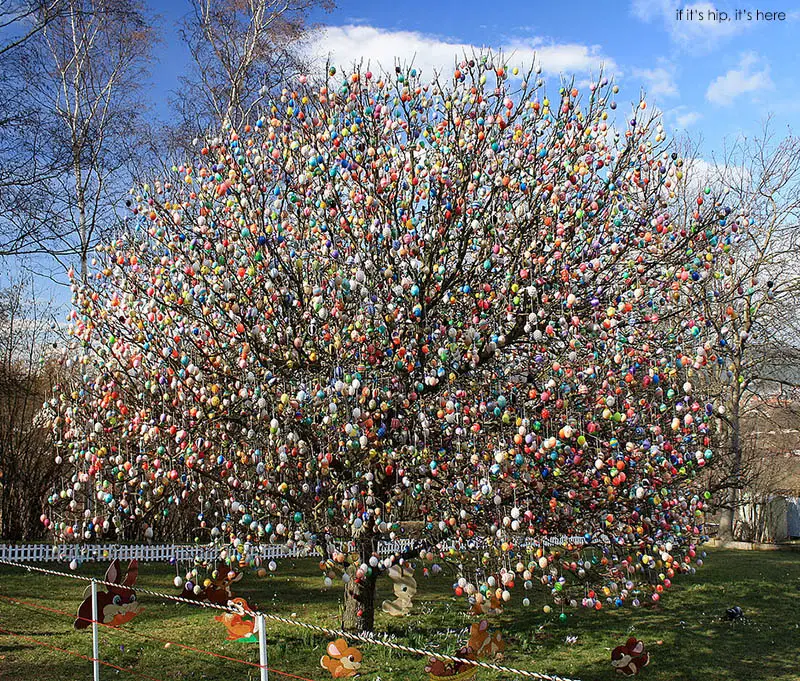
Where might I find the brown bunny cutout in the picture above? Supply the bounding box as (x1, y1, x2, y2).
(214, 597, 258, 642)
(467, 620, 505, 659)
(320, 638, 362, 677)
(381, 564, 416, 616)
(469, 593, 504, 616)
(425, 620, 505, 680)
(179, 562, 243, 605)
(75, 559, 142, 630)
(611, 637, 650, 676)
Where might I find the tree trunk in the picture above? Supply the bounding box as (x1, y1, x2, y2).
(342, 535, 378, 632)
(718, 495, 736, 540)
(718, 397, 742, 540)
(74, 155, 89, 284)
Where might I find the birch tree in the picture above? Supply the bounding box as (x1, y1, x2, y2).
(0, 0, 155, 282)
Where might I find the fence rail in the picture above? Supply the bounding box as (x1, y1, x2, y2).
(0, 540, 416, 564)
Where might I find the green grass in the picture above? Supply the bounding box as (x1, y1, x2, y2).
(0, 548, 798, 681)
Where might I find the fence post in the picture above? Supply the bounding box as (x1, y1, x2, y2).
(91, 580, 101, 681)
(257, 613, 269, 681)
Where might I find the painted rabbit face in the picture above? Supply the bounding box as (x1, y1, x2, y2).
(74, 559, 142, 630)
(320, 638, 362, 678)
(103, 588, 140, 625)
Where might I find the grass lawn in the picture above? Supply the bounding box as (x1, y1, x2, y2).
(0, 547, 798, 681)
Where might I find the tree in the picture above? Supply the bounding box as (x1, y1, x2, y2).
(48, 55, 729, 631)
(681, 128, 800, 540)
(0, 0, 67, 58)
(170, 0, 333, 154)
(0, 0, 155, 282)
(0, 278, 61, 540)
(0, 1, 70, 261)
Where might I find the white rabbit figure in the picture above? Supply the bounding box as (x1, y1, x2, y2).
(381, 564, 417, 616)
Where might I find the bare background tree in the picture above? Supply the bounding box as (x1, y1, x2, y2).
(0, 277, 62, 540)
(0, 0, 156, 283)
(680, 124, 800, 540)
(0, 0, 67, 58)
(0, 0, 69, 260)
(169, 0, 332, 154)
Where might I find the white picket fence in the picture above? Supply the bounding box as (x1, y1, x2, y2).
(0, 537, 592, 565)
(0, 540, 417, 564)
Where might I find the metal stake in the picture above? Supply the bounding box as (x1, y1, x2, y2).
(91, 579, 100, 681)
(258, 613, 269, 681)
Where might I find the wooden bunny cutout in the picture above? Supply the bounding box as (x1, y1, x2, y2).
(611, 637, 650, 676)
(469, 593, 504, 616)
(180, 562, 243, 605)
(320, 638, 362, 678)
(75, 559, 142, 630)
(467, 619, 505, 659)
(425, 620, 505, 680)
(214, 597, 257, 642)
(381, 564, 417, 616)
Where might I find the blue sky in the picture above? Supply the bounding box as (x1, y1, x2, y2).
(149, 0, 800, 158)
(6, 1, 799, 302)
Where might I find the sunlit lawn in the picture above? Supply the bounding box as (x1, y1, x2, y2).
(0, 547, 798, 681)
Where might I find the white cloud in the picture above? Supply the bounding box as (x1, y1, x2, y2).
(630, 0, 672, 22)
(632, 64, 678, 99)
(303, 24, 617, 79)
(706, 52, 773, 105)
(664, 105, 703, 129)
(675, 110, 702, 127)
(683, 157, 750, 195)
(631, 0, 749, 52)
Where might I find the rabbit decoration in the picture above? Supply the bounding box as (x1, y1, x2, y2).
(381, 564, 416, 616)
(320, 638, 363, 678)
(611, 637, 650, 676)
(467, 620, 505, 659)
(214, 597, 257, 642)
(425, 620, 505, 680)
(179, 562, 243, 605)
(74, 559, 142, 630)
(469, 593, 504, 616)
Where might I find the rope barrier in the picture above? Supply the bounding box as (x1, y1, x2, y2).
(0, 558, 582, 681)
(0, 593, 317, 681)
(0, 626, 166, 681)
